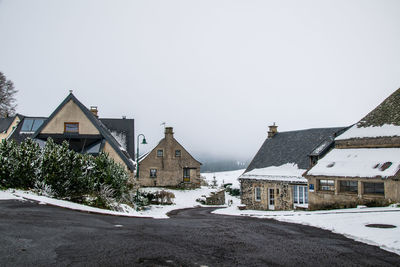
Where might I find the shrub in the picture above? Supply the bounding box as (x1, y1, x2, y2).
(0, 138, 130, 207)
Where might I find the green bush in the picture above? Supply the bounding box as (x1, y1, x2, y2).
(0, 138, 129, 205)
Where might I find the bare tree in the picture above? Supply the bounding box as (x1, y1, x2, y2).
(0, 72, 18, 118)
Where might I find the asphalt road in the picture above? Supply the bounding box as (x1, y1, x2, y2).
(0, 200, 399, 267)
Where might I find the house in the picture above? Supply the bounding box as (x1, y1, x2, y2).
(239, 124, 346, 210)
(305, 88, 400, 210)
(137, 127, 201, 187)
(0, 114, 22, 142)
(9, 92, 136, 176)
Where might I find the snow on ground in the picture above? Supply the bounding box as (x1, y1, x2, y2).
(213, 204, 400, 255)
(307, 148, 400, 178)
(201, 169, 244, 189)
(0, 189, 24, 200)
(0, 186, 237, 219)
(336, 124, 400, 140)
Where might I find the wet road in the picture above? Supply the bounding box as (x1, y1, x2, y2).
(0, 200, 399, 266)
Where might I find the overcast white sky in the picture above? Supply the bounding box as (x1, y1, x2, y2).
(0, 0, 399, 160)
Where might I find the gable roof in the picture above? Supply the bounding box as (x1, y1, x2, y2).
(336, 88, 400, 140)
(31, 93, 135, 171)
(245, 127, 346, 173)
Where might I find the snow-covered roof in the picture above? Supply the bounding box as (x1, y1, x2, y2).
(240, 163, 307, 183)
(336, 124, 400, 140)
(307, 148, 400, 178)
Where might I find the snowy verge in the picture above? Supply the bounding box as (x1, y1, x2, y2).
(0, 189, 25, 200)
(0, 187, 235, 219)
(201, 169, 244, 188)
(213, 205, 400, 255)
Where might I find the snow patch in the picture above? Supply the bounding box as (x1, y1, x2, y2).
(111, 131, 127, 151)
(201, 169, 244, 189)
(336, 124, 400, 140)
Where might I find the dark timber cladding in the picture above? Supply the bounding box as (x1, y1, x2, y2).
(245, 127, 347, 172)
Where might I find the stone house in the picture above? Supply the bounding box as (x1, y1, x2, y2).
(239, 124, 346, 210)
(304, 88, 400, 210)
(0, 114, 22, 142)
(8, 92, 136, 176)
(137, 127, 201, 187)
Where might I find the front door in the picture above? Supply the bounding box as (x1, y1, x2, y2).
(268, 188, 275, 210)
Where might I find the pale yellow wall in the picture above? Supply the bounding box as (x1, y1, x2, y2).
(102, 141, 130, 172)
(0, 116, 20, 141)
(41, 100, 99, 135)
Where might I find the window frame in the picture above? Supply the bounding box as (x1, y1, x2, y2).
(255, 187, 261, 202)
(183, 168, 190, 182)
(319, 179, 335, 192)
(363, 182, 384, 195)
(339, 180, 358, 193)
(175, 150, 181, 157)
(64, 122, 79, 133)
(150, 169, 157, 178)
(157, 149, 163, 157)
(293, 185, 308, 204)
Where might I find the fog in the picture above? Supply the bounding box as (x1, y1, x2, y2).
(0, 0, 399, 160)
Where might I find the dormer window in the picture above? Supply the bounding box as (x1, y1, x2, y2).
(64, 122, 79, 133)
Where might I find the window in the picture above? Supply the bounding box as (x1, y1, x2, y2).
(340, 180, 358, 193)
(183, 168, 190, 182)
(150, 169, 157, 178)
(20, 118, 45, 133)
(319, 179, 335, 191)
(293, 185, 308, 204)
(363, 182, 384, 195)
(269, 189, 275, 207)
(175, 150, 181, 157)
(255, 187, 261, 202)
(64, 122, 79, 133)
(157, 149, 163, 157)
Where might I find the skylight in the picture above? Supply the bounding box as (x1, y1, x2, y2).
(20, 118, 45, 133)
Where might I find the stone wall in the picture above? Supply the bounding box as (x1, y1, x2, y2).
(335, 136, 400, 149)
(307, 175, 399, 210)
(205, 190, 225, 205)
(240, 179, 295, 210)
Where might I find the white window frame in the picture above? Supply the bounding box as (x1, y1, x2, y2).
(293, 185, 308, 205)
(255, 187, 261, 202)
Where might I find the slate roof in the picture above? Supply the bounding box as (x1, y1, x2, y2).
(0, 114, 20, 133)
(100, 118, 134, 159)
(244, 127, 347, 173)
(8, 116, 46, 143)
(358, 88, 400, 127)
(30, 93, 135, 171)
(0, 117, 15, 133)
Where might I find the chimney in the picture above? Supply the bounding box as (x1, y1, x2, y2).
(268, 123, 278, 138)
(165, 127, 174, 138)
(90, 106, 98, 118)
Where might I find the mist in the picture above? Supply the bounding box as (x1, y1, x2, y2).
(0, 0, 399, 161)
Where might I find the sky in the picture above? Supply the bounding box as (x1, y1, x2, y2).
(0, 0, 399, 160)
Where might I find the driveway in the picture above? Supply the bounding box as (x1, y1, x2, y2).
(0, 200, 399, 266)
